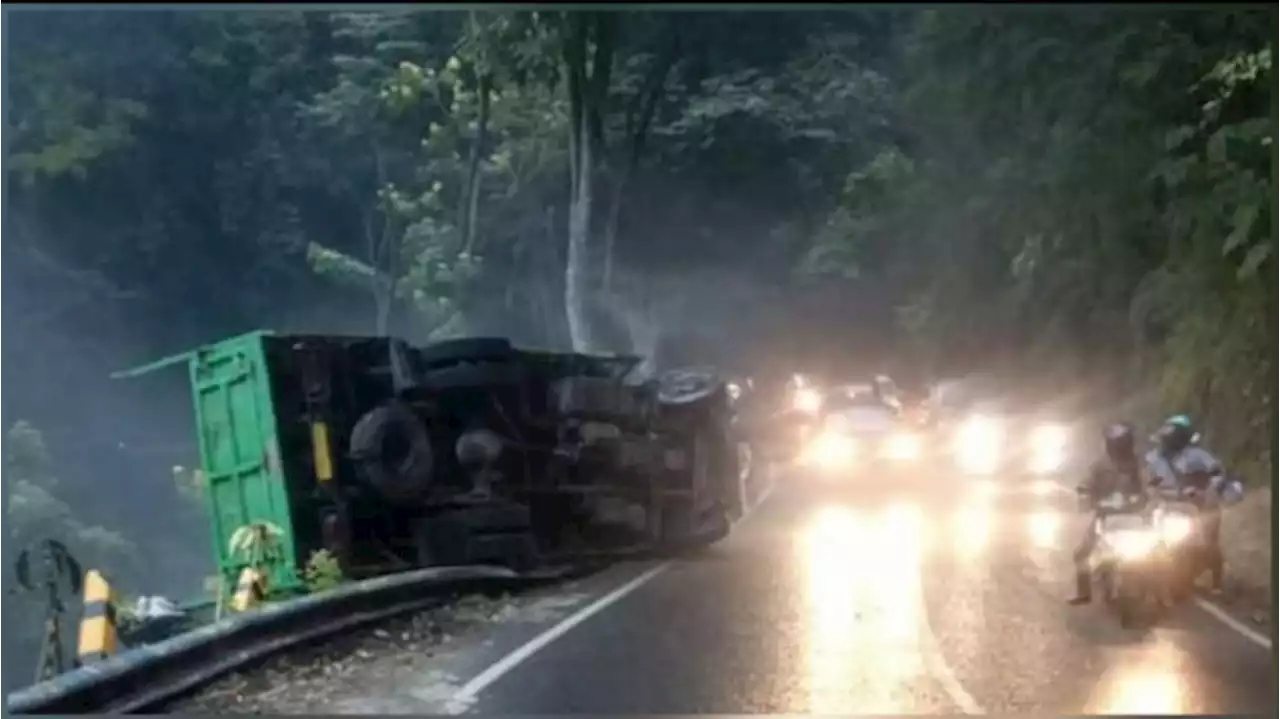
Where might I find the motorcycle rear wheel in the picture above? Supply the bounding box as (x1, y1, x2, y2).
(1113, 568, 1155, 629)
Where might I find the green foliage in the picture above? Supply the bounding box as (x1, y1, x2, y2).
(6, 71, 148, 187)
(302, 549, 347, 593)
(795, 8, 1274, 479)
(228, 521, 286, 571)
(5, 422, 145, 681)
(3, 17, 1273, 683)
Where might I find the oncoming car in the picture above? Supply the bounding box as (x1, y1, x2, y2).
(926, 379, 1073, 486)
(797, 385, 924, 480)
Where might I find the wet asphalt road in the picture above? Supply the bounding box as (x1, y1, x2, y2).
(455, 468, 1275, 715)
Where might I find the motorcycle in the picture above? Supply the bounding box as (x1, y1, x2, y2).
(1086, 491, 1168, 628)
(1152, 487, 1210, 602)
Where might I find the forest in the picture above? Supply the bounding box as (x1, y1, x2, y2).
(2, 7, 1274, 688)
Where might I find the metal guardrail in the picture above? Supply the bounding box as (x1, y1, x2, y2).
(7, 564, 574, 715)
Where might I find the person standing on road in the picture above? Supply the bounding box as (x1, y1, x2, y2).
(1068, 422, 1148, 605)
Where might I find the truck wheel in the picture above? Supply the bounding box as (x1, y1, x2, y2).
(349, 402, 434, 504)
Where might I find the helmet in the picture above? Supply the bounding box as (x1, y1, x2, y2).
(1156, 414, 1195, 455)
(1102, 422, 1136, 460)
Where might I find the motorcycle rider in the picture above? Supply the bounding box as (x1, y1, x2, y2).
(1068, 422, 1148, 605)
(1146, 414, 1227, 594)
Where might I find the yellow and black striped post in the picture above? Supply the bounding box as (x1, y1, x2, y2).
(77, 570, 118, 664)
(230, 567, 267, 612)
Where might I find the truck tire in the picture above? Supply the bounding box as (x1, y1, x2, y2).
(349, 402, 435, 504)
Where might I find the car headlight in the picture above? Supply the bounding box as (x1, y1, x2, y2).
(1029, 454, 1064, 474)
(1159, 513, 1194, 544)
(957, 415, 1003, 447)
(1029, 423, 1068, 473)
(805, 431, 855, 468)
(956, 416, 1002, 473)
(1109, 529, 1158, 560)
(885, 433, 922, 460)
(793, 387, 822, 413)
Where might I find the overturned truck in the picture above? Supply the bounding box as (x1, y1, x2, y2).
(123, 331, 741, 593)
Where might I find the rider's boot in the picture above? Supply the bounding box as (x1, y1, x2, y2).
(1067, 571, 1092, 605)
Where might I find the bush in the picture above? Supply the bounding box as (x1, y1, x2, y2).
(302, 550, 346, 593)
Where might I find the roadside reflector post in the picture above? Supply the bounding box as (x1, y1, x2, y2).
(231, 567, 267, 612)
(77, 570, 118, 665)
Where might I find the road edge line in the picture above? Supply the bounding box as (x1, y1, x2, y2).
(1192, 597, 1273, 650)
(915, 581, 985, 715)
(448, 460, 776, 711)
(446, 563, 670, 711)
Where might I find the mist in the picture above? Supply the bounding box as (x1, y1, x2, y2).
(4, 5, 1273, 694)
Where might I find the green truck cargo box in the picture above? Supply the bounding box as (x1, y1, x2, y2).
(115, 331, 305, 594)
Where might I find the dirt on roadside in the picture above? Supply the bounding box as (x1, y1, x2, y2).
(163, 594, 508, 714)
(1220, 487, 1274, 631)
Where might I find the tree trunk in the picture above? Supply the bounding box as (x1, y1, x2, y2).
(562, 13, 608, 353)
(565, 99, 595, 352)
(461, 74, 492, 255)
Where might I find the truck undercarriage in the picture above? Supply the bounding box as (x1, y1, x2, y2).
(122, 332, 740, 591)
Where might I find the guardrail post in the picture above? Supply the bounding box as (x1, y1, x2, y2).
(77, 570, 118, 665)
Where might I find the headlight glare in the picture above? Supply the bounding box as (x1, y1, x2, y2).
(1159, 514, 1194, 544)
(794, 388, 822, 413)
(1109, 529, 1158, 560)
(806, 431, 855, 469)
(956, 415, 1002, 473)
(885, 433, 922, 460)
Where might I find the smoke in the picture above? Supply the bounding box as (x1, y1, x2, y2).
(597, 266, 795, 377)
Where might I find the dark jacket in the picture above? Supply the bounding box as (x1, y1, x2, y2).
(1078, 455, 1146, 507)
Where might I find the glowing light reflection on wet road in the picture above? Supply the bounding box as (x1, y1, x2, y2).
(1086, 640, 1192, 715)
(799, 504, 928, 714)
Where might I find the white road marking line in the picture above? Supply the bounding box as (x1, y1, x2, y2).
(915, 578, 985, 714)
(1048, 479, 1271, 650)
(448, 461, 777, 711)
(447, 564, 670, 710)
(1192, 597, 1273, 650)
